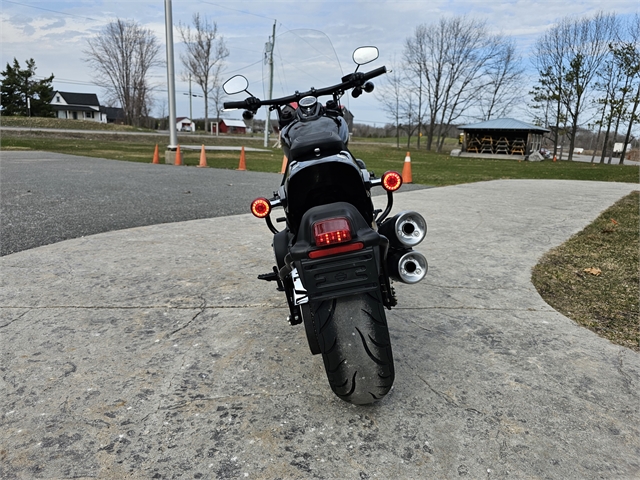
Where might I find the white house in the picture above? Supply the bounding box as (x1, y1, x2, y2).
(50, 91, 107, 122)
(176, 117, 195, 132)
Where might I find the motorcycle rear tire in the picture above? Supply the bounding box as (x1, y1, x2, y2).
(310, 291, 394, 404)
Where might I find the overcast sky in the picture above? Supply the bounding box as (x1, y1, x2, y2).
(1, 0, 638, 126)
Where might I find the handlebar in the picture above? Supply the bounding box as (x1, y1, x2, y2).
(223, 65, 387, 111)
(224, 101, 252, 110)
(361, 66, 387, 82)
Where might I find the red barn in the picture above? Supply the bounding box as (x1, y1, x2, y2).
(213, 119, 247, 134)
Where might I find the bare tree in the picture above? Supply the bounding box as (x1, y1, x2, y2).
(377, 61, 409, 148)
(209, 68, 227, 129)
(479, 39, 524, 120)
(404, 17, 501, 152)
(84, 19, 161, 127)
(591, 52, 621, 162)
(534, 12, 618, 162)
(604, 42, 637, 164)
(178, 13, 229, 133)
(399, 89, 421, 149)
(533, 24, 570, 159)
(618, 14, 640, 165)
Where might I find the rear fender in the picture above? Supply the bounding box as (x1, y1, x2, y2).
(287, 202, 388, 303)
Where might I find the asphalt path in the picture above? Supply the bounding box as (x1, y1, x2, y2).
(0, 151, 427, 256)
(0, 151, 279, 256)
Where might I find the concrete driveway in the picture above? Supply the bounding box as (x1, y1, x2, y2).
(1, 180, 638, 479)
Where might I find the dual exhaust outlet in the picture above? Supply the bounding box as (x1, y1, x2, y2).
(378, 211, 428, 284)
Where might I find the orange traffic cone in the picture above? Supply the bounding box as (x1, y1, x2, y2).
(198, 144, 208, 167)
(402, 151, 412, 183)
(175, 145, 182, 166)
(553, 155, 557, 162)
(280, 155, 288, 174)
(237, 146, 246, 171)
(152, 144, 160, 164)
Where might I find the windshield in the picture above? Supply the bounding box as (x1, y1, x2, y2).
(270, 29, 344, 101)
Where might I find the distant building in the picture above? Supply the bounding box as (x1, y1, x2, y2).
(50, 91, 107, 122)
(176, 117, 195, 132)
(101, 106, 125, 124)
(212, 119, 247, 134)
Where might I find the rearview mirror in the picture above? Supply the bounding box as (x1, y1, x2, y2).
(353, 46, 379, 66)
(223, 75, 249, 95)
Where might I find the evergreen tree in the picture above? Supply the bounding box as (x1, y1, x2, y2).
(0, 58, 55, 117)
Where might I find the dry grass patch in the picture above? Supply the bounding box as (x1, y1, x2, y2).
(532, 191, 639, 351)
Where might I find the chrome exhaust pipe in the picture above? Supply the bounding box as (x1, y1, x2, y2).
(388, 250, 428, 284)
(378, 211, 427, 248)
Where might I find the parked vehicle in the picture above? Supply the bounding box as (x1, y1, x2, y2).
(539, 148, 552, 159)
(223, 47, 428, 404)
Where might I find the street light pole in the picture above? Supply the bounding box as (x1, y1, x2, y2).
(164, 0, 178, 149)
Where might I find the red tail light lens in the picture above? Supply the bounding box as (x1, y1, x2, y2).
(313, 218, 352, 246)
(382, 171, 402, 191)
(251, 197, 271, 218)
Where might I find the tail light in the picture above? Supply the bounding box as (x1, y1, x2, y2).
(313, 218, 351, 246)
(309, 217, 363, 259)
(251, 197, 271, 218)
(382, 171, 402, 191)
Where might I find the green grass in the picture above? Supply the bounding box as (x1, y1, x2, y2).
(0, 115, 155, 132)
(532, 191, 639, 351)
(350, 142, 639, 186)
(1, 130, 638, 185)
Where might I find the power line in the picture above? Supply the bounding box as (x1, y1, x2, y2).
(42, 76, 194, 95)
(199, 1, 275, 22)
(2, 0, 97, 21)
(224, 58, 263, 75)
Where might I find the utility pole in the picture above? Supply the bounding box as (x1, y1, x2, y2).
(188, 74, 192, 120)
(264, 20, 276, 148)
(183, 74, 203, 130)
(164, 0, 178, 149)
(183, 74, 202, 130)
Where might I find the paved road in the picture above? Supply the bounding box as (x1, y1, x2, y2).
(0, 151, 282, 256)
(1, 177, 638, 479)
(0, 151, 424, 256)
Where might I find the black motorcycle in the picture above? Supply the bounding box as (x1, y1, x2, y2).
(223, 47, 428, 404)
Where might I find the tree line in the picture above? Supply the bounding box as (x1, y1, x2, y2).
(378, 12, 640, 163)
(378, 16, 524, 151)
(531, 13, 640, 163)
(1, 15, 228, 130)
(2, 10, 638, 160)
(84, 15, 228, 129)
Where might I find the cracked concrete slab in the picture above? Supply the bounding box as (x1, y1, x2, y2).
(1, 179, 638, 479)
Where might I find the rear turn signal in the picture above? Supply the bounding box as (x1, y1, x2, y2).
(251, 197, 271, 218)
(313, 218, 352, 246)
(382, 171, 402, 191)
